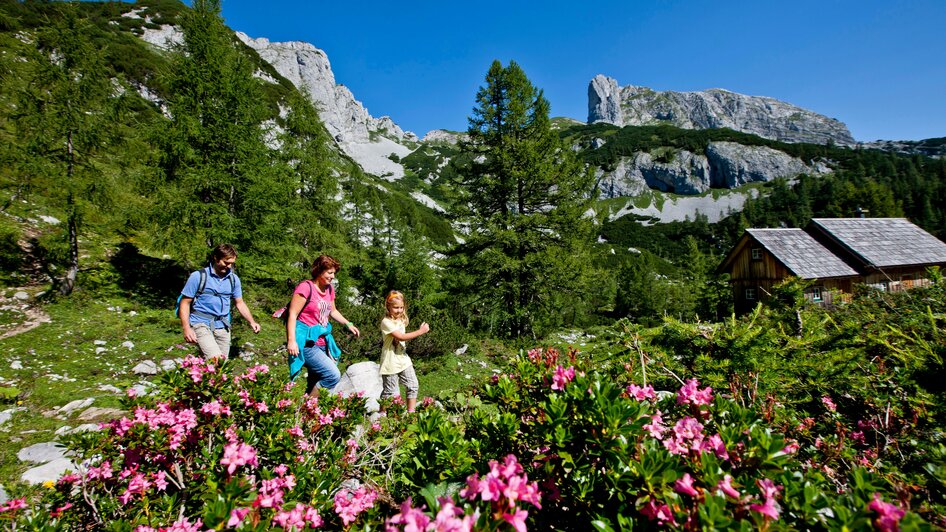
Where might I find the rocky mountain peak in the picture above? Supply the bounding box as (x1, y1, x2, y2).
(588, 75, 855, 146)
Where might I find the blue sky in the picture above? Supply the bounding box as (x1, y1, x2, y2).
(213, 0, 945, 141)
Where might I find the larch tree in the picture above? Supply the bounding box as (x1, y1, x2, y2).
(15, 4, 117, 294)
(447, 60, 594, 338)
(153, 0, 291, 269)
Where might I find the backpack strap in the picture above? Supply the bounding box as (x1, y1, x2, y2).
(196, 269, 208, 298)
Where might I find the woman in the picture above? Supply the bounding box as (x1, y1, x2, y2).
(286, 255, 361, 393)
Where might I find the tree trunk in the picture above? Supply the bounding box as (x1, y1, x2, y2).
(61, 132, 79, 295)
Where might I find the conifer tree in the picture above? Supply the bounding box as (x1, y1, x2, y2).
(277, 90, 346, 265)
(153, 0, 290, 268)
(15, 4, 116, 294)
(447, 60, 594, 338)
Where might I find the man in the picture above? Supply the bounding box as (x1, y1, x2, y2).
(179, 244, 260, 358)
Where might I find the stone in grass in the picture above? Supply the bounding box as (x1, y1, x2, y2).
(22, 458, 77, 486)
(18, 442, 70, 464)
(122, 341, 135, 350)
(58, 398, 94, 416)
(10, 360, 22, 370)
(93, 340, 107, 346)
(132, 360, 159, 375)
(13, 291, 28, 301)
(0, 484, 6, 504)
(77, 407, 123, 421)
(97, 384, 122, 394)
(160, 359, 178, 371)
(334, 361, 383, 413)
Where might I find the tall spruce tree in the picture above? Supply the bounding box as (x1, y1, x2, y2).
(15, 4, 116, 294)
(153, 0, 290, 268)
(277, 90, 345, 265)
(447, 60, 594, 338)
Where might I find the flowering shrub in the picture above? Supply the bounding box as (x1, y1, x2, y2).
(6, 308, 939, 530)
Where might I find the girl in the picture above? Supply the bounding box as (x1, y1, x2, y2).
(380, 290, 429, 412)
(286, 255, 360, 394)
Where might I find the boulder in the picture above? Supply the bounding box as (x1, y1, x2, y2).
(132, 360, 159, 375)
(18, 442, 69, 463)
(21, 458, 77, 486)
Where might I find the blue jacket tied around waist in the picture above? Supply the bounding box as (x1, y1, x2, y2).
(289, 321, 341, 381)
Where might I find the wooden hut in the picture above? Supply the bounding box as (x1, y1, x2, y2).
(718, 218, 946, 313)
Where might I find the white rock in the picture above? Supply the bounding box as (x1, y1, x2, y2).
(13, 292, 28, 301)
(18, 442, 69, 463)
(95, 347, 107, 354)
(21, 458, 77, 485)
(93, 340, 107, 346)
(10, 360, 22, 370)
(97, 384, 122, 394)
(122, 341, 135, 350)
(454, 344, 469, 356)
(132, 361, 159, 375)
(129, 311, 138, 317)
(160, 359, 178, 371)
(78, 407, 123, 421)
(59, 398, 94, 416)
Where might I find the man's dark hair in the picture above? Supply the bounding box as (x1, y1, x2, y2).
(211, 244, 238, 262)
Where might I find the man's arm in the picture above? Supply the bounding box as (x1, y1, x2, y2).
(180, 297, 197, 343)
(234, 298, 261, 333)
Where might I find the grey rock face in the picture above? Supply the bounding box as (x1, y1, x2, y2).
(237, 33, 414, 146)
(588, 75, 854, 146)
(706, 141, 817, 188)
(596, 142, 828, 197)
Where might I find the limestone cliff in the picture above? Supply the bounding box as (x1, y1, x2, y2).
(595, 141, 830, 198)
(588, 75, 854, 146)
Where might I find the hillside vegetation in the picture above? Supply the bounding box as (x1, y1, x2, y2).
(0, 1, 945, 528)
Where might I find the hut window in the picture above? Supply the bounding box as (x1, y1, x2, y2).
(751, 248, 763, 260)
(745, 288, 757, 300)
(811, 287, 823, 302)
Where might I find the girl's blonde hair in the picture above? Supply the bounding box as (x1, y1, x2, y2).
(384, 290, 409, 323)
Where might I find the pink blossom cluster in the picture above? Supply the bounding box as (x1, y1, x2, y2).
(459, 455, 541, 530)
(385, 497, 477, 532)
(200, 399, 231, 417)
(550, 365, 576, 391)
(118, 469, 169, 505)
(220, 441, 259, 476)
(251, 469, 296, 509)
(234, 364, 270, 383)
(821, 395, 837, 412)
(641, 499, 676, 526)
(180, 355, 219, 384)
(271, 503, 324, 529)
(134, 516, 203, 532)
(0, 498, 26, 513)
(748, 478, 782, 520)
(106, 402, 198, 452)
(334, 486, 378, 527)
(626, 383, 657, 401)
(676, 379, 714, 406)
(868, 493, 905, 532)
(343, 438, 360, 465)
(660, 417, 729, 460)
(238, 389, 269, 413)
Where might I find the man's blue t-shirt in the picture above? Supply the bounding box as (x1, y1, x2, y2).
(181, 265, 243, 329)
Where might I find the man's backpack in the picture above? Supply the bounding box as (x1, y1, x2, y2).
(175, 269, 236, 323)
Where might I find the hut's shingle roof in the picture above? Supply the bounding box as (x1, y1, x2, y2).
(809, 218, 946, 267)
(747, 228, 860, 279)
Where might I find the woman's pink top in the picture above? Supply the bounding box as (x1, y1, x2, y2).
(294, 281, 334, 346)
